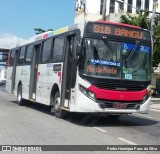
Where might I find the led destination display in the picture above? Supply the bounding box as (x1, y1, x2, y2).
(87, 23, 150, 40)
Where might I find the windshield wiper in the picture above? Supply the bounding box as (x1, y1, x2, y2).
(102, 36, 116, 57)
(126, 41, 139, 62)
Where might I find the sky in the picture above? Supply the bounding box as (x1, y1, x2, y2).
(0, 0, 75, 48)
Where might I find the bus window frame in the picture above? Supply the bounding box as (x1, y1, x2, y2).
(83, 32, 151, 48)
(40, 38, 53, 63)
(17, 46, 26, 66)
(9, 50, 15, 66)
(80, 34, 151, 82)
(25, 44, 34, 65)
(51, 35, 65, 63)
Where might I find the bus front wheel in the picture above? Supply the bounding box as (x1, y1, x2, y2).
(51, 92, 67, 119)
(17, 85, 24, 106)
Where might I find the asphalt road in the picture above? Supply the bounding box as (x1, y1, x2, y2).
(0, 86, 159, 154)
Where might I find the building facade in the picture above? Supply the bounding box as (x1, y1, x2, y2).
(75, 0, 160, 23)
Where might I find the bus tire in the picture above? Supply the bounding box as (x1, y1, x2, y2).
(52, 91, 67, 119)
(107, 115, 120, 120)
(17, 85, 24, 106)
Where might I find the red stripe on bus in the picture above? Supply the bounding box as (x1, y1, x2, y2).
(43, 34, 48, 39)
(89, 85, 148, 101)
(37, 72, 40, 81)
(97, 20, 142, 29)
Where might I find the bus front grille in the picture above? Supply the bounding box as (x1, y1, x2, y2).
(93, 81, 146, 91)
(98, 100, 141, 110)
(80, 74, 150, 91)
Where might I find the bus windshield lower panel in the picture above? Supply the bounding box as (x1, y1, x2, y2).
(79, 38, 151, 82)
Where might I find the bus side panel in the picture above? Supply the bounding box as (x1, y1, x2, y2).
(70, 72, 95, 112)
(36, 64, 51, 105)
(21, 65, 31, 99)
(6, 67, 13, 93)
(48, 62, 63, 104)
(36, 63, 63, 106)
(15, 65, 30, 99)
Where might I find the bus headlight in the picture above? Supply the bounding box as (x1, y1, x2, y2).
(143, 93, 150, 102)
(79, 84, 96, 101)
(79, 85, 88, 96)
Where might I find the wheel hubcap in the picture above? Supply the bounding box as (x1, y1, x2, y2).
(18, 92, 21, 102)
(55, 97, 60, 111)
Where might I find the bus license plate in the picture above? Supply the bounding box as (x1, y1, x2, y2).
(113, 103, 127, 109)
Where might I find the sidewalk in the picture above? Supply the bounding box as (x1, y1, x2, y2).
(150, 97, 160, 110)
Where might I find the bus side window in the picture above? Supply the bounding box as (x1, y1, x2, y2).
(10, 50, 15, 66)
(52, 37, 64, 62)
(26, 45, 33, 65)
(41, 39, 52, 63)
(18, 47, 26, 65)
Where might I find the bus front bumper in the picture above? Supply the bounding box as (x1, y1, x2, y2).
(70, 94, 150, 114)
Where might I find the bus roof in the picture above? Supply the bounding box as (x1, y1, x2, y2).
(15, 20, 147, 48)
(34, 24, 79, 41)
(97, 20, 143, 29)
(19, 24, 79, 46)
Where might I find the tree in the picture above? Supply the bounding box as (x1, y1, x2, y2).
(34, 28, 53, 35)
(152, 15, 160, 68)
(120, 12, 160, 68)
(120, 11, 150, 30)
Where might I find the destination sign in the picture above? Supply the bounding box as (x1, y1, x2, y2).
(86, 23, 150, 40)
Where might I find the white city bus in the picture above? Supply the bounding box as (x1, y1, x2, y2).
(0, 48, 9, 86)
(6, 21, 152, 119)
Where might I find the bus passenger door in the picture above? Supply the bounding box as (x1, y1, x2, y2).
(61, 35, 76, 109)
(11, 50, 18, 94)
(29, 44, 41, 100)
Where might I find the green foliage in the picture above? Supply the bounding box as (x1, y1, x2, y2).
(120, 11, 150, 30)
(34, 28, 53, 35)
(153, 24, 160, 67)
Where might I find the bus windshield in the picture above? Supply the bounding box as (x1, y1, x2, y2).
(79, 38, 151, 81)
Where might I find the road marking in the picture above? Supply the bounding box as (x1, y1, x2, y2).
(93, 127, 107, 133)
(118, 137, 137, 145)
(150, 108, 160, 112)
(134, 113, 160, 121)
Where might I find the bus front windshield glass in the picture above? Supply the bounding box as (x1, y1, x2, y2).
(79, 38, 151, 81)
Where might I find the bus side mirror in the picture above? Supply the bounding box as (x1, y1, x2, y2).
(76, 43, 81, 56)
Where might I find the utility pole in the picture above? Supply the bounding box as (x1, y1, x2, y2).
(151, 0, 158, 37)
(102, 0, 107, 21)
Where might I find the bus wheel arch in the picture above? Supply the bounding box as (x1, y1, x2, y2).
(50, 84, 59, 106)
(50, 84, 67, 118)
(50, 84, 60, 113)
